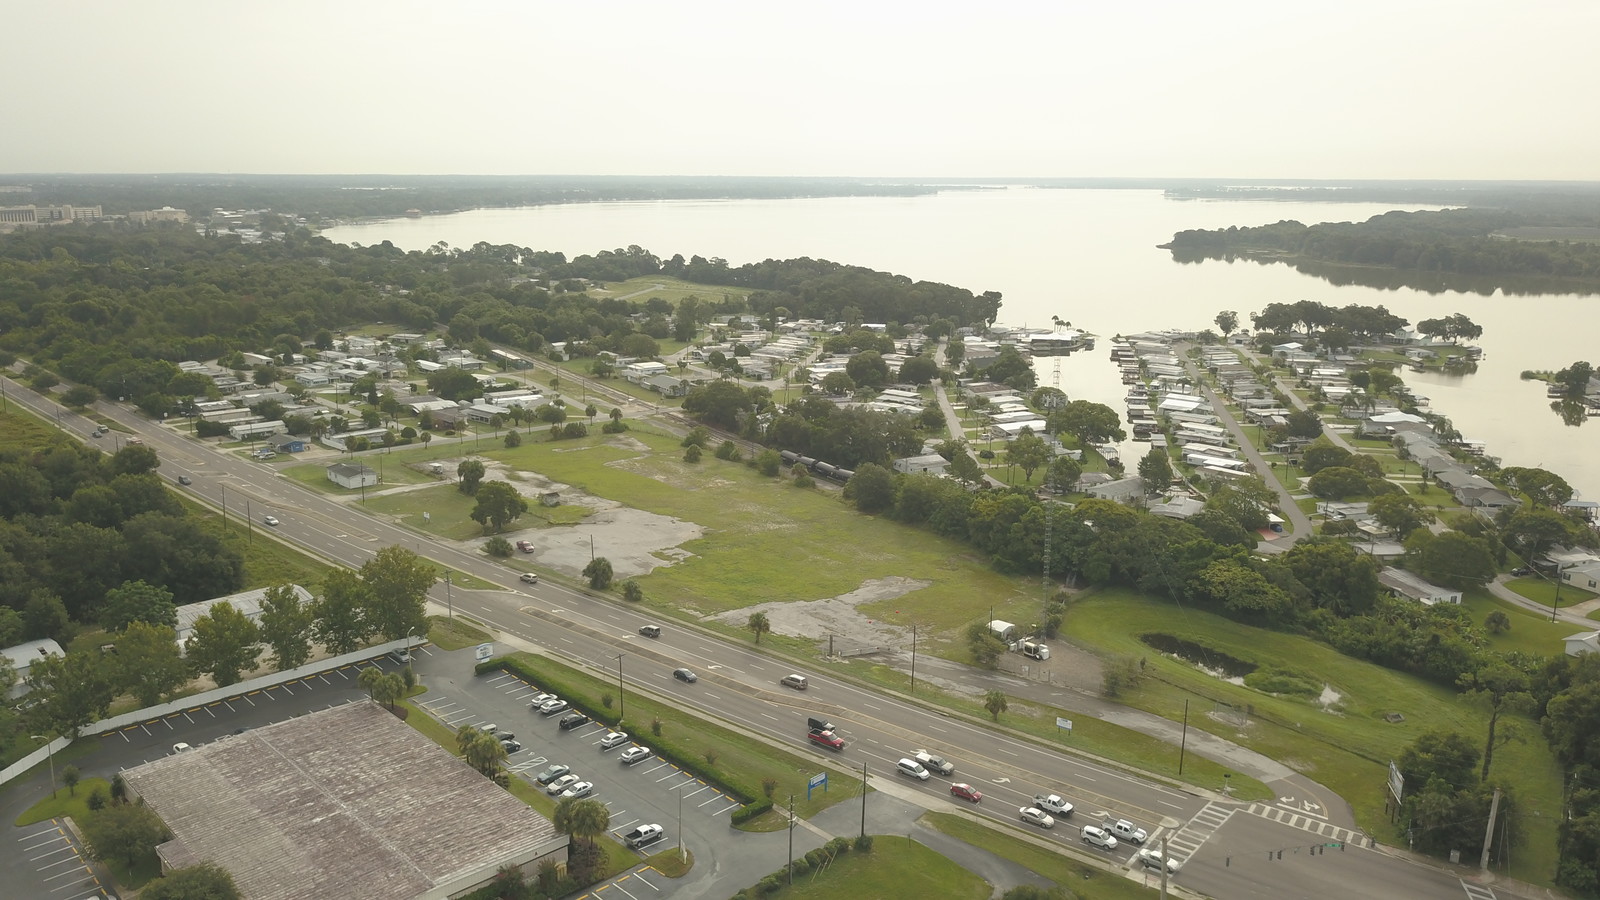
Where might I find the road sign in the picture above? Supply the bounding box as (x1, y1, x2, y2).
(807, 771, 827, 799)
(475, 642, 494, 662)
(1388, 760, 1404, 803)
(1056, 717, 1073, 733)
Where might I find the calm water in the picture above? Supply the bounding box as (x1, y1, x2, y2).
(325, 188, 1600, 500)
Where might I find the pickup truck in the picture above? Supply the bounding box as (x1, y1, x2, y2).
(912, 749, 955, 776)
(808, 728, 845, 751)
(1033, 793, 1074, 817)
(1108, 818, 1148, 844)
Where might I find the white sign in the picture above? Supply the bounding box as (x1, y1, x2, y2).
(1388, 760, 1404, 802)
(423, 511, 431, 522)
(474, 642, 494, 662)
(1056, 717, 1073, 732)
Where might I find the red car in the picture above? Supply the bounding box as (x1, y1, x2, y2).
(516, 540, 535, 553)
(808, 729, 845, 751)
(950, 783, 983, 804)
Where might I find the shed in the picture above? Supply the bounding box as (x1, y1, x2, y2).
(327, 462, 378, 489)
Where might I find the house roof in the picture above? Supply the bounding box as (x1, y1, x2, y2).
(1378, 568, 1458, 602)
(175, 585, 313, 646)
(327, 463, 376, 479)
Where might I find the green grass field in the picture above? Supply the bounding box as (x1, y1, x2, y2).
(758, 835, 990, 900)
(1065, 589, 1563, 885)
(922, 813, 1159, 899)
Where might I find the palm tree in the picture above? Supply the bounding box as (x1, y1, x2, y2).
(372, 672, 405, 710)
(358, 666, 384, 703)
(747, 611, 771, 645)
(983, 690, 1008, 722)
(457, 728, 507, 778)
(554, 797, 611, 849)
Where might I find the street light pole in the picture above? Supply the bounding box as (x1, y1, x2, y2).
(406, 628, 416, 674)
(613, 653, 625, 722)
(445, 572, 453, 620)
(30, 735, 56, 795)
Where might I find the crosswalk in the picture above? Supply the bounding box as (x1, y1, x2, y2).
(1246, 803, 1373, 849)
(1459, 880, 1497, 900)
(1162, 801, 1235, 864)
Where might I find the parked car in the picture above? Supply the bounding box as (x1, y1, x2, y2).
(780, 674, 808, 690)
(534, 764, 571, 785)
(560, 781, 595, 799)
(895, 758, 930, 781)
(529, 692, 557, 708)
(493, 731, 515, 742)
(171, 742, 193, 754)
(1511, 566, 1532, 576)
(558, 712, 591, 730)
(388, 649, 415, 665)
(638, 624, 662, 638)
(950, 783, 983, 803)
(623, 823, 664, 850)
(912, 750, 954, 776)
(534, 759, 572, 781)
(1108, 818, 1148, 845)
(1137, 848, 1179, 874)
(1033, 793, 1074, 817)
(477, 723, 499, 734)
(545, 774, 580, 796)
(263, 515, 280, 526)
(539, 698, 570, 715)
(1019, 807, 1055, 829)
(619, 746, 652, 765)
(1081, 824, 1118, 850)
(519, 572, 539, 584)
(599, 731, 629, 750)
(501, 739, 523, 753)
(516, 540, 535, 553)
(177, 475, 192, 485)
(673, 668, 698, 683)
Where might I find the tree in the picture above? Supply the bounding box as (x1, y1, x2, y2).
(25, 650, 115, 737)
(1047, 400, 1125, 445)
(983, 690, 1008, 721)
(504, 428, 522, 449)
(371, 670, 405, 710)
(185, 602, 261, 687)
(426, 367, 481, 401)
(1307, 466, 1370, 500)
(313, 568, 373, 654)
(82, 802, 169, 869)
(1368, 492, 1435, 539)
(1284, 409, 1323, 439)
(257, 584, 313, 671)
(748, 611, 771, 645)
(139, 864, 242, 900)
(457, 459, 486, 495)
(1459, 662, 1533, 780)
(1046, 455, 1082, 492)
(471, 480, 529, 533)
(359, 546, 435, 642)
(1005, 432, 1051, 482)
(965, 622, 1006, 669)
(949, 449, 983, 486)
(62, 765, 80, 796)
(682, 426, 712, 449)
(1398, 730, 1480, 792)
(1137, 448, 1173, 494)
(110, 444, 161, 477)
(455, 725, 508, 778)
(681, 380, 751, 429)
(554, 796, 611, 879)
(755, 448, 782, 477)
(583, 557, 614, 590)
(1406, 530, 1498, 589)
(1484, 610, 1511, 634)
(819, 371, 856, 395)
(898, 356, 938, 385)
(114, 621, 189, 707)
(1215, 310, 1240, 336)
(100, 580, 177, 632)
(847, 463, 896, 514)
(622, 580, 643, 602)
(1499, 466, 1574, 508)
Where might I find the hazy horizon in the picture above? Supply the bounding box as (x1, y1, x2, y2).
(5, 1, 1599, 181)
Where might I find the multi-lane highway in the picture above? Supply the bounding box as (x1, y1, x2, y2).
(2, 377, 1506, 900)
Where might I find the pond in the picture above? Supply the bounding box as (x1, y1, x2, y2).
(1141, 633, 1257, 685)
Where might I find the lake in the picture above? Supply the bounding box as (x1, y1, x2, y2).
(324, 187, 1600, 501)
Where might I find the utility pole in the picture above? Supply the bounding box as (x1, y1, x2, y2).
(1481, 787, 1503, 871)
(910, 623, 917, 694)
(679, 783, 685, 865)
(614, 653, 625, 721)
(1178, 700, 1189, 776)
(1160, 835, 1170, 899)
(860, 762, 868, 837)
(445, 572, 453, 620)
(787, 794, 796, 885)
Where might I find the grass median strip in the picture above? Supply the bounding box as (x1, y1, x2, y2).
(922, 812, 1159, 899)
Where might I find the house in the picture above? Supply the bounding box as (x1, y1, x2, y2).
(293, 372, 332, 387)
(892, 454, 950, 476)
(643, 374, 689, 397)
(1377, 568, 1462, 605)
(1566, 632, 1600, 657)
(1086, 476, 1145, 503)
(623, 361, 670, 382)
(327, 463, 378, 489)
(266, 435, 307, 454)
(229, 420, 285, 441)
(1, 638, 64, 699)
(1149, 496, 1205, 520)
(1562, 561, 1600, 591)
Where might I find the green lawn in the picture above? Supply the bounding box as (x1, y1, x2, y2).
(15, 778, 161, 888)
(596, 275, 750, 308)
(922, 813, 1159, 899)
(1460, 588, 1580, 657)
(282, 453, 440, 493)
(426, 614, 493, 651)
(1504, 577, 1597, 612)
(1065, 589, 1563, 885)
(757, 835, 989, 900)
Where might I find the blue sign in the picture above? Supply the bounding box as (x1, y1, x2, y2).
(807, 771, 828, 799)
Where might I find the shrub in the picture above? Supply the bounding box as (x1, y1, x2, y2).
(484, 536, 513, 558)
(854, 834, 874, 852)
(602, 693, 614, 710)
(622, 580, 643, 602)
(602, 420, 629, 433)
(86, 789, 107, 811)
(1243, 666, 1321, 697)
(731, 800, 773, 826)
(704, 748, 719, 766)
(715, 440, 740, 461)
(762, 777, 778, 798)
(684, 444, 703, 463)
(651, 717, 663, 737)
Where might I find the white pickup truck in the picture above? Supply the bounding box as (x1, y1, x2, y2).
(912, 749, 955, 776)
(1033, 793, 1074, 817)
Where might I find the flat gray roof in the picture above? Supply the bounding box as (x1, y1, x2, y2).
(123, 701, 562, 900)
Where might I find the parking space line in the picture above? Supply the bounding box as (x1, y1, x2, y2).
(717, 801, 741, 815)
(681, 785, 710, 800)
(696, 794, 722, 808)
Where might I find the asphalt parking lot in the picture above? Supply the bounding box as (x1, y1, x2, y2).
(14, 819, 114, 900)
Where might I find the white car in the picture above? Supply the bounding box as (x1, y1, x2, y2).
(545, 774, 581, 796)
(172, 742, 193, 754)
(1019, 807, 1055, 829)
(263, 515, 280, 526)
(619, 746, 652, 765)
(1081, 824, 1119, 850)
(1138, 847, 1179, 874)
(529, 692, 557, 708)
(538, 698, 570, 715)
(895, 758, 930, 781)
(560, 780, 595, 799)
(599, 732, 629, 750)
(1109, 818, 1149, 845)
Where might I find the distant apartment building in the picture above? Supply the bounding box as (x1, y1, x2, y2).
(0, 204, 103, 227)
(127, 206, 190, 224)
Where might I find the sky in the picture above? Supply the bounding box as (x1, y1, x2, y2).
(6, 0, 1598, 180)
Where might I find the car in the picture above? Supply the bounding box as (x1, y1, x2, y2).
(90, 428, 104, 438)
(1019, 807, 1055, 829)
(950, 783, 983, 803)
(619, 746, 652, 765)
(172, 742, 193, 754)
(780, 673, 808, 690)
(263, 515, 280, 526)
(126, 437, 143, 445)
(599, 731, 630, 750)
(388, 649, 415, 665)
(534, 764, 571, 785)
(623, 823, 664, 850)
(1081, 824, 1118, 850)
(539, 698, 570, 715)
(177, 475, 192, 485)
(477, 723, 499, 734)
(1137, 848, 1179, 874)
(912, 750, 954, 776)
(545, 774, 581, 796)
(516, 540, 535, 553)
(673, 668, 698, 683)
(808, 729, 845, 751)
(558, 712, 591, 730)
(895, 758, 930, 781)
(1511, 566, 1532, 576)
(638, 624, 661, 638)
(529, 692, 557, 708)
(560, 780, 595, 799)
(1033, 793, 1074, 818)
(501, 739, 523, 753)
(493, 731, 516, 742)
(519, 572, 540, 584)
(1108, 818, 1148, 845)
